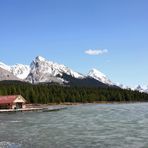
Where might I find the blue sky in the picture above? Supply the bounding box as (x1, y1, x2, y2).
(0, 0, 148, 87)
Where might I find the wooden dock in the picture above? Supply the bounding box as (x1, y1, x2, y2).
(0, 106, 67, 113)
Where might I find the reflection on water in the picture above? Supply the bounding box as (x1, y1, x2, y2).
(0, 103, 148, 148)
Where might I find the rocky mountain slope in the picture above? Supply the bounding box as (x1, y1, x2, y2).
(26, 56, 85, 84)
(0, 56, 147, 91)
(0, 67, 20, 81)
(88, 68, 112, 85)
(0, 62, 30, 79)
(135, 85, 148, 93)
(0, 56, 116, 87)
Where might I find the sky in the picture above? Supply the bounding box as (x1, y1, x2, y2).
(0, 0, 148, 87)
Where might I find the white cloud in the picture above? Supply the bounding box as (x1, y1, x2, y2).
(85, 49, 108, 55)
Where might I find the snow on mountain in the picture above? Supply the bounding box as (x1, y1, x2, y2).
(135, 85, 148, 93)
(88, 68, 112, 85)
(1, 56, 147, 90)
(0, 67, 20, 81)
(135, 85, 143, 92)
(116, 83, 131, 90)
(0, 62, 30, 80)
(1, 56, 148, 90)
(117, 83, 148, 94)
(26, 56, 85, 84)
(0, 56, 125, 87)
(10, 64, 30, 79)
(0, 62, 10, 71)
(145, 87, 148, 93)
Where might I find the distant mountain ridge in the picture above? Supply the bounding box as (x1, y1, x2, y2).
(0, 56, 147, 91)
(26, 56, 85, 84)
(88, 68, 112, 85)
(117, 83, 148, 94)
(135, 85, 148, 93)
(0, 62, 30, 79)
(0, 67, 20, 81)
(0, 56, 113, 87)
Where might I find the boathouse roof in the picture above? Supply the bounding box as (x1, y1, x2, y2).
(0, 95, 26, 104)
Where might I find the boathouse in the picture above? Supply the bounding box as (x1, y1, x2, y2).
(0, 95, 26, 109)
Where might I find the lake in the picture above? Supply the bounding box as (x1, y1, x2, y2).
(0, 103, 148, 148)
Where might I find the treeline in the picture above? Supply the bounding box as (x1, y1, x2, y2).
(0, 81, 148, 103)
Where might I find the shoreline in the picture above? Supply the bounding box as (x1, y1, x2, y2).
(29, 101, 148, 108)
(1, 102, 147, 113)
(0, 105, 67, 113)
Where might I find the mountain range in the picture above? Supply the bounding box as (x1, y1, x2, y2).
(0, 56, 147, 93)
(0, 56, 113, 87)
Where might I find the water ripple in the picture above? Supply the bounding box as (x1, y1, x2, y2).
(0, 103, 148, 148)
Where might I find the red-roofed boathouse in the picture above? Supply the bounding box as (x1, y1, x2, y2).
(0, 95, 26, 109)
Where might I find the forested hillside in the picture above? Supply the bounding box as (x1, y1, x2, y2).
(0, 81, 148, 104)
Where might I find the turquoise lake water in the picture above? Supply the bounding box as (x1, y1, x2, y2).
(0, 103, 148, 148)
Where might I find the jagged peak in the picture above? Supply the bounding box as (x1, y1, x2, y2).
(11, 64, 30, 68)
(88, 68, 106, 77)
(0, 61, 30, 80)
(0, 61, 11, 71)
(0, 57, 113, 85)
(35, 56, 46, 62)
(88, 68, 112, 85)
(29, 56, 85, 80)
(136, 85, 142, 89)
(33, 56, 63, 68)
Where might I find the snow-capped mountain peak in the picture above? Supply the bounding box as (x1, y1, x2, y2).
(0, 61, 11, 71)
(117, 84, 148, 94)
(35, 56, 46, 62)
(89, 68, 106, 78)
(0, 61, 30, 80)
(10, 64, 30, 79)
(88, 68, 112, 85)
(33, 56, 84, 78)
(134, 85, 148, 93)
(27, 56, 85, 84)
(136, 85, 143, 91)
(0, 56, 115, 87)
